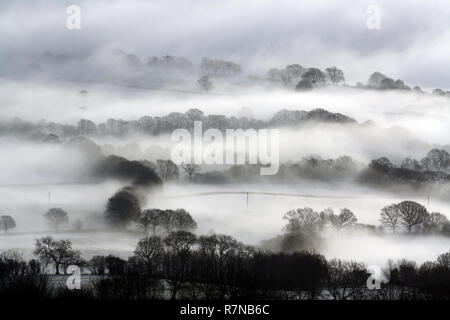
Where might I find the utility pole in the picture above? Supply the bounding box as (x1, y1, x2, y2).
(48, 191, 51, 209)
(246, 192, 249, 211)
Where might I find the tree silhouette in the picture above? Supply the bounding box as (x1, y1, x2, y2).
(197, 75, 213, 92)
(44, 208, 69, 232)
(0, 215, 16, 234)
(181, 162, 200, 183)
(136, 209, 165, 234)
(325, 66, 345, 84)
(105, 189, 141, 229)
(397, 201, 429, 232)
(33, 236, 80, 275)
(380, 204, 401, 232)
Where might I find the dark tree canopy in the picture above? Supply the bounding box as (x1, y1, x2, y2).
(295, 79, 314, 91)
(301, 68, 326, 85)
(105, 189, 141, 228)
(99, 155, 162, 187)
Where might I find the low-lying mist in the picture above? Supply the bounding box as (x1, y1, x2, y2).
(1, 182, 448, 266)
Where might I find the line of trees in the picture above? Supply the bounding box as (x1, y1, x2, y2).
(1, 234, 448, 300)
(1, 107, 357, 139)
(380, 201, 449, 233)
(104, 185, 198, 233)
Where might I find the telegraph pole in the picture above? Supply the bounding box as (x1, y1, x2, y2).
(246, 192, 249, 211)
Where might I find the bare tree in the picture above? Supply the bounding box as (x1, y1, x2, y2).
(44, 208, 69, 232)
(330, 208, 357, 229)
(34, 236, 80, 275)
(136, 209, 165, 234)
(158, 209, 197, 234)
(163, 231, 197, 299)
(397, 201, 429, 232)
(380, 204, 401, 232)
(0, 215, 16, 234)
(181, 162, 200, 183)
(134, 236, 164, 266)
(423, 212, 449, 233)
(283, 207, 321, 232)
(196, 75, 213, 92)
(170, 209, 197, 232)
(326, 259, 366, 300)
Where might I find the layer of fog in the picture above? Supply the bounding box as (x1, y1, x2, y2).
(0, 183, 448, 266)
(95, 124, 435, 166)
(2, 81, 450, 158)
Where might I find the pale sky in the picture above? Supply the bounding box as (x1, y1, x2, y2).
(0, 0, 449, 89)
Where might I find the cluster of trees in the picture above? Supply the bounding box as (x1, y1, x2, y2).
(136, 208, 197, 234)
(266, 65, 449, 96)
(357, 71, 450, 97)
(380, 201, 449, 233)
(275, 207, 358, 253)
(97, 155, 162, 187)
(0, 250, 50, 298)
(104, 186, 197, 232)
(146, 54, 194, 71)
(200, 57, 241, 77)
(264, 202, 449, 255)
(281, 201, 449, 239)
(268, 64, 345, 89)
(198, 148, 450, 187)
(1, 234, 448, 300)
(0, 107, 357, 139)
(99, 155, 164, 229)
(366, 149, 450, 185)
(194, 155, 359, 184)
(113, 50, 235, 74)
(366, 72, 411, 90)
(265, 65, 449, 96)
